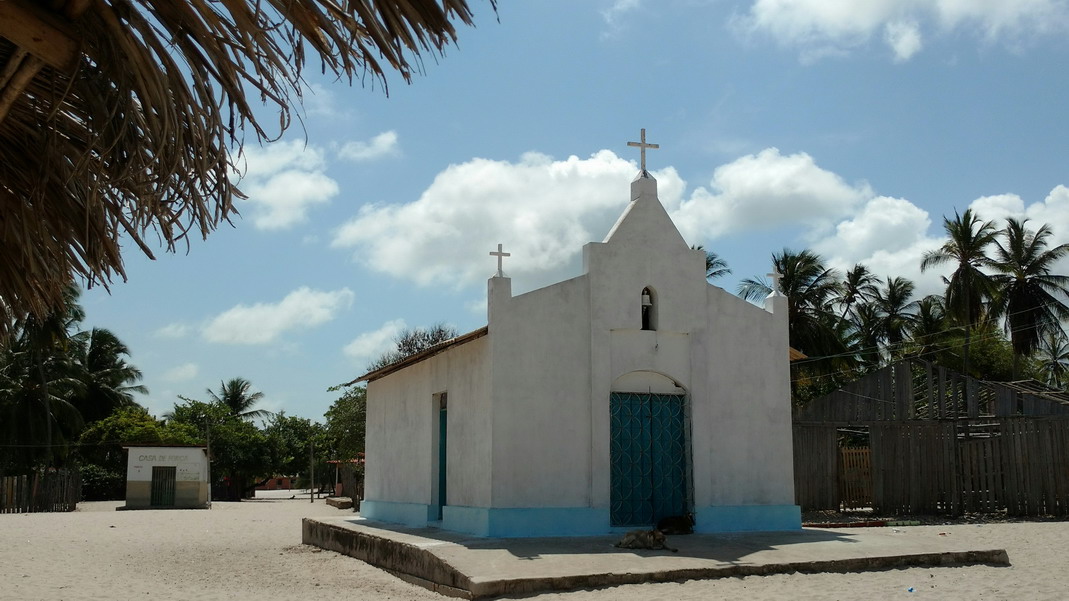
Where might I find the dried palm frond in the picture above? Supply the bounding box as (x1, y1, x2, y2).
(0, 0, 495, 339)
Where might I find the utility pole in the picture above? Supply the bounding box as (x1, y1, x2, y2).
(205, 421, 212, 509)
(309, 439, 315, 503)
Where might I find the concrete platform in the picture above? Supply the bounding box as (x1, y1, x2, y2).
(303, 517, 1010, 599)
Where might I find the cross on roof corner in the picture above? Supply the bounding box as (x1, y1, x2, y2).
(627, 128, 660, 173)
(767, 270, 785, 297)
(490, 243, 511, 278)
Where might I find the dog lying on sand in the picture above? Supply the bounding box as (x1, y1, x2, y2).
(613, 529, 679, 553)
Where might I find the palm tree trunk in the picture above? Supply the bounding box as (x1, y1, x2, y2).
(38, 361, 52, 468)
(963, 325, 971, 378)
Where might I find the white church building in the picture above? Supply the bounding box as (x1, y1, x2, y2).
(355, 135, 800, 537)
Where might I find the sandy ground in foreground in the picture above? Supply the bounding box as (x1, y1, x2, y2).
(1, 497, 1066, 601)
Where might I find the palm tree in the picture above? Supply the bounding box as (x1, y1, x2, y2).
(1, 1, 496, 340)
(207, 378, 271, 422)
(70, 328, 148, 423)
(692, 245, 732, 281)
(1036, 330, 1069, 389)
(837, 264, 879, 321)
(0, 313, 84, 471)
(848, 302, 884, 368)
(739, 249, 849, 370)
(873, 276, 918, 359)
(988, 218, 1069, 378)
(906, 295, 951, 361)
(0, 285, 86, 469)
(920, 209, 999, 377)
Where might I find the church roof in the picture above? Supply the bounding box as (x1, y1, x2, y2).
(348, 326, 489, 385)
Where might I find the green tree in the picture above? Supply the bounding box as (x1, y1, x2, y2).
(989, 218, 1069, 378)
(848, 302, 884, 368)
(873, 276, 918, 359)
(1036, 330, 1069, 389)
(206, 378, 271, 422)
(905, 295, 952, 361)
(921, 209, 999, 378)
(739, 248, 849, 369)
(368, 323, 459, 371)
(70, 328, 148, 423)
(0, 286, 85, 472)
(77, 406, 197, 499)
(324, 385, 367, 462)
(168, 398, 270, 500)
(692, 244, 732, 281)
(263, 412, 327, 478)
(739, 249, 856, 405)
(837, 263, 879, 322)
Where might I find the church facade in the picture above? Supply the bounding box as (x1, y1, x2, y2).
(356, 167, 800, 537)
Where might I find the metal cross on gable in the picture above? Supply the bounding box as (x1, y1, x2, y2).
(627, 128, 660, 172)
(490, 243, 510, 277)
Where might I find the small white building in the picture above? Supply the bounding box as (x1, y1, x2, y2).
(355, 154, 799, 537)
(121, 445, 209, 509)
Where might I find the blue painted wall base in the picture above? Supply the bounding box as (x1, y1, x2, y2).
(362, 500, 800, 536)
(445, 506, 609, 537)
(694, 504, 801, 533)
(359, 500, 432, 528)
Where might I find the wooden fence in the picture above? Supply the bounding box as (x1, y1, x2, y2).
(0, 469, 81, 513)
(796, 360, 1069, 422)
(794, 418, 1069, 516)
(839, 447, 872, 510)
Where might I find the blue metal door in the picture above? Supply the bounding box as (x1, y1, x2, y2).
(436, 407, 447, 520)
(610, 392, 688, 526)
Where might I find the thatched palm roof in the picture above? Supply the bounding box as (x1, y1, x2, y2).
(0, 0, 493, 338)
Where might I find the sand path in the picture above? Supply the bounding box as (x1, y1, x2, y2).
(2, 498, 1066, 600)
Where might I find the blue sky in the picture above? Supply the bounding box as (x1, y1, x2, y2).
(82, 0, 1069, 421)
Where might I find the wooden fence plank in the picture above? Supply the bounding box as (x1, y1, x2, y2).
(793, 417, 1069, 518)
(0, 470, 80, 514)
(895, 363, 911, 421)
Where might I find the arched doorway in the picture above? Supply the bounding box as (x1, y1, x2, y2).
(609, 371, 690, 526)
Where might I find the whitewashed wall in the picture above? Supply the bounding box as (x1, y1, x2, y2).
(487, 275, 594, 507)
(364, 337, 492, 508)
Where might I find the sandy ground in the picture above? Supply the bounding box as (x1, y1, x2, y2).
(1, 496, 1067, 601)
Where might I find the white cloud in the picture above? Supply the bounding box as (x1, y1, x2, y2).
(602, 0, 642, 31)
(885, 20, 924, 62)
(332, 150, 681, 288)
(343, 319, 407, 365)
(235, 140, 339, 230)
(338, 131, 400, 162)
(330, 142, 1065, 307)
(203, 287, 355, 345)
(968, 193, 1025, 224)
(814, 196, 946, 296)
(304, 83, 344, 119)
(816, 196, 931, 259)
(970, 185, 1069, 275)
(969, 187, 1069, 241)
(162, 363, 198, 383)
(673, 148, 871, 241)
(155, 323, 189, 339)
(812, 184, 1069, 299)
(737, 0, 1069, 61)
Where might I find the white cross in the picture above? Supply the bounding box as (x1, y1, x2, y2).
(627, 128, 660, 172)
(490, 243, 511, 277)
(767, 270, 784, 296)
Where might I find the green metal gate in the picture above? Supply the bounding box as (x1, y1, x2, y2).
(150, 466, 176, 507)
(610, 392, 689, 526)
